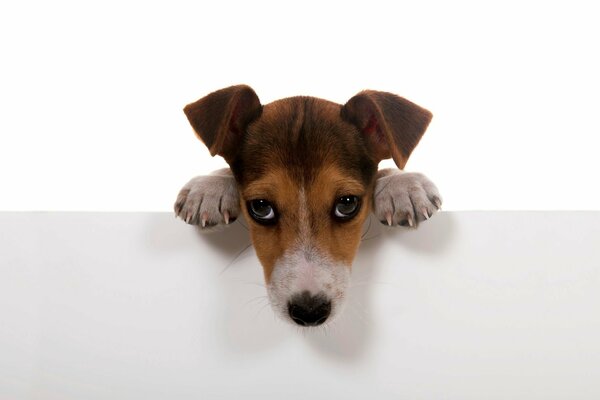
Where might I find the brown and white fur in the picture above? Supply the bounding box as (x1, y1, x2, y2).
(175, 85, 441, 327)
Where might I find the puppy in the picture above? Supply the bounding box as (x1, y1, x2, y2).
(175, 85, 441, 327)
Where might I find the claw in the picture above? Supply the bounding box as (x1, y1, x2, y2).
(223, 210, 230, 225)
(185, 212, 192, 224)
(421, 208, 430, 220)
(408, 214, 414, 227)
(433, 197, 442, 209)
(201, 212, 208, 228)
(385, 212, 393, 226)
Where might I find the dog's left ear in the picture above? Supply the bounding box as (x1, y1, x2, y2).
(341, 90, 432, 169)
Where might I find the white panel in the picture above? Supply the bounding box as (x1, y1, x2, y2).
(1, 212, 599, 399)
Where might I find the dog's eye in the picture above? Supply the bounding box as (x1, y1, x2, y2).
(247, 199, 277, 225)
(333, 195, 360, 220)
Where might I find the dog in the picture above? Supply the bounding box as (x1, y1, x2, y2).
(175, 85, 441, 327)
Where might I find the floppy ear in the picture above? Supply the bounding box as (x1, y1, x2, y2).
(183, 85, 262, 163)
(341, 90, 432, 169)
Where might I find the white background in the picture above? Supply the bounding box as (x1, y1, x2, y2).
(2, 3, 600, 398)
(1, 0, 599, 211)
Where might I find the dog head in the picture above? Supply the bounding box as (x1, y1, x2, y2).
(184, 85, 431, 326)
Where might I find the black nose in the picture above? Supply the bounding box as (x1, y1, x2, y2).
(287, 291, 331, 326)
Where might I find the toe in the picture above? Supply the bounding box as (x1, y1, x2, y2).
(392, 192, 415, 227)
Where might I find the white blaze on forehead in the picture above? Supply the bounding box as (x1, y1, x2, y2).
(297, 188, 311, 247)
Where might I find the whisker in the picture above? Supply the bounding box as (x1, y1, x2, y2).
(325, 317, 340, 335)
(227, 279, 266, 288)
(238, 218, 249, 231)
(361, 216, 373, 240)
(349, 280, 399, 289)
(360, 233, 381, 242)
(244, 295, 269, 307)
(253, 300, 272, 320)
(320, 322, 331, 336)
(219, 242, 253, 275)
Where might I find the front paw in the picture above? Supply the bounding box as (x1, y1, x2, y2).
(174, 170, 240, 229)
(373, 170, 442, 227)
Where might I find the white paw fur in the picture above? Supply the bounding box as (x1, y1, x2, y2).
(174, 168, 240, 230)
(373, 169, 442, 227)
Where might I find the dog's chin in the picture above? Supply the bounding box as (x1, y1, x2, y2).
(265, 249, 351, 328)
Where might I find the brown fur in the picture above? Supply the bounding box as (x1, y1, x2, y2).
(183, 85, 432, 283)
(241, 166, 372, 282)
(341, 90, 432, 169)
(183, 85, 262, 163)
(230, 96, 376, 187)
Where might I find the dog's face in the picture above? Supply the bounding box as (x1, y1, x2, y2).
(184, 85, 431, 326)
(232, 98, 377, 324)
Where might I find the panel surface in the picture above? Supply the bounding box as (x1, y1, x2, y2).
(1, 212, 599, 399)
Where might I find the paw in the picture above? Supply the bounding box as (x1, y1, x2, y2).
(373, 170, 442, 227)
(174, 169, 240, 229)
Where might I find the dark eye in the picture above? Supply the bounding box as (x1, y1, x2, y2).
(247, 199, 277, 225)
(333, 195, 360, 220)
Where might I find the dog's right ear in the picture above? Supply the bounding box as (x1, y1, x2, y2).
(183, 85, 262, 163)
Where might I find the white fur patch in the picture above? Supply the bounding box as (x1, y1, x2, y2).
(268, 247, 350, 324)
(373, 169, 442, 227)
(267, 188, 350, 324)
(173, 168, 240, 229)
